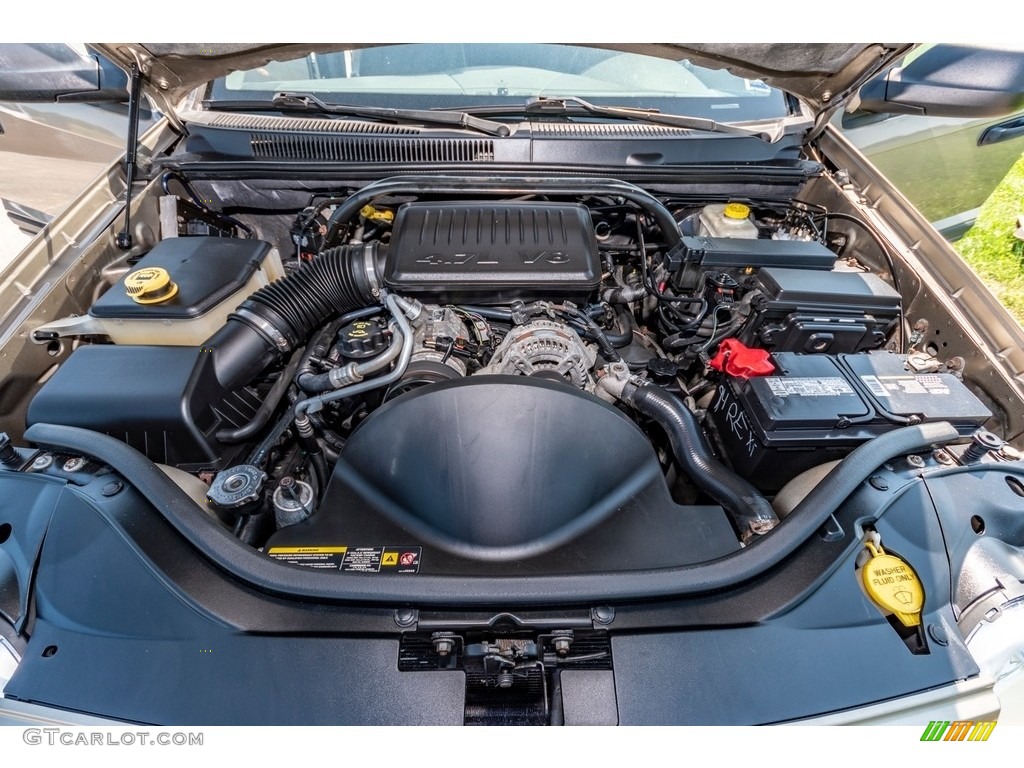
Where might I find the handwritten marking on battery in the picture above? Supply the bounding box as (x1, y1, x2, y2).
(713, 385, 758, 457)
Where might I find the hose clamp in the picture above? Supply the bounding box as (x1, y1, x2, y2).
(363, 243, 382, 298)
(234, 307, 290, 352)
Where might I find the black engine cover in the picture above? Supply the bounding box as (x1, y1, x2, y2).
(383, 202, 601, 304)
(266, 376, 739, 572)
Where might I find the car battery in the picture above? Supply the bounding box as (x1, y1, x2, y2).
(739, 267, 902, 354)
(838, 352, 993, 428)
(707, 351, 991, 492)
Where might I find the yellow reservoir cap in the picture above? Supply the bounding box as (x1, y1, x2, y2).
(124, 267, 179, 305)
(723, 202, 751, 220)
(861, 541, 924, 627)
(360, 204, 394, 223)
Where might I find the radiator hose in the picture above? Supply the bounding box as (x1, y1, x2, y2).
(204, 243, 385, 390)
(621, 381, 779, 539)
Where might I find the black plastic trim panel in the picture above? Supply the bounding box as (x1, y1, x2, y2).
(23, 421, 957, 606)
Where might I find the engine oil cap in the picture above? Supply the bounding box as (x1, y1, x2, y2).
(124, 267, 179, 304)
(861, 540, 924, 627)
(336, 318, 388, 359)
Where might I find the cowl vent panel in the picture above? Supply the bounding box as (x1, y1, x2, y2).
(203, 112, 420, 135)
(249, 134, 496, 163)
(530, 123, 691, 137)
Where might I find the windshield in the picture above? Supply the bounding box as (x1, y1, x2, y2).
(208, 44, 790, 121)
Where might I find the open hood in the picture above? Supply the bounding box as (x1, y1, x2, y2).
(91, 42, 913, 114)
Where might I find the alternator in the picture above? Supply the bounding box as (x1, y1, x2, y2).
(478, 320, 596, 390)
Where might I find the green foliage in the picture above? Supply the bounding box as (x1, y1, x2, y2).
(954, 153, 1024, 326)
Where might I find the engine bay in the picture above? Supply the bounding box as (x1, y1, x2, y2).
(15, 172, 1011, 574)
(8, 42, 1024, 727)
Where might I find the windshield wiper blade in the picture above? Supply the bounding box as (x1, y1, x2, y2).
(517, 96, 782, 143)
(271, 92, 512, 137)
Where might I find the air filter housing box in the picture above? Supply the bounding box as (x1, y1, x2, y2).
(383, 202, 601, 304)
(26, 345, 255, 470)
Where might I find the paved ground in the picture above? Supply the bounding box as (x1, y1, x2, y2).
(0, 151, 110, 272)
(0, 205, 29, 272)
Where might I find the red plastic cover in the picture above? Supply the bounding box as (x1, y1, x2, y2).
(709, 338, 775, 379)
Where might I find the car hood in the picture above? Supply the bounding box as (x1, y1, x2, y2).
(91, 42, 912, 115)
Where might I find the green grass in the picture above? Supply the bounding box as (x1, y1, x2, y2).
(867, 129, 1024, 223)
(954, 153, 1024, 325)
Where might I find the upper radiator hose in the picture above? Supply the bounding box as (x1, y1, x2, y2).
(205, 243, 385, 390)
(622, 381, 779, 539)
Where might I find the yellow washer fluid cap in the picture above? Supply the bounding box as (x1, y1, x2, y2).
(124, 267, 179, 304)
(723, 202, 751, 220)
(861, 541, 924, 627)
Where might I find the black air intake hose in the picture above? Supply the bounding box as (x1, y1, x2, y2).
(205, 243, 384, 391)
(622, 381, 779, 538)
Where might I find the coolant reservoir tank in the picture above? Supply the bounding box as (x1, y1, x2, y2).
(699, 202, 758, 239)
(34, 237, 284, 346)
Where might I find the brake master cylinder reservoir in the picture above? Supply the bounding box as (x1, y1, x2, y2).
(33, 237, 284, 346)
(699, 202, 758, 239)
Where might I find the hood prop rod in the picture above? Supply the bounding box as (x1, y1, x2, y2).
(116, 62, 142, 250)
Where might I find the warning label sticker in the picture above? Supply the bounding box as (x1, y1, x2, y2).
(345, 546, 421, 573)
(342, 547, 384, 572)
(906, 374, 951, 396)
(862, 374, 952, 398)
(766, 377, 854, 397)
(266, 545, 421, 573)
(266, 546, 347, 569)
(860, 375, 888, 397)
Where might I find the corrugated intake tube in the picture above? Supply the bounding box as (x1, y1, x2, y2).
(203, 244, 384, 391)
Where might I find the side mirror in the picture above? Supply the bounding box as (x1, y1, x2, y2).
(839, 110, 893, 130)
(855, 45, 1024, 118)
(0, 44, 128, 103)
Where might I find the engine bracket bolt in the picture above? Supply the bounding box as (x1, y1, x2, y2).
(63, 457, 87, 473)
(431, 633, 456, 656)
(31, 454, 53, 471)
